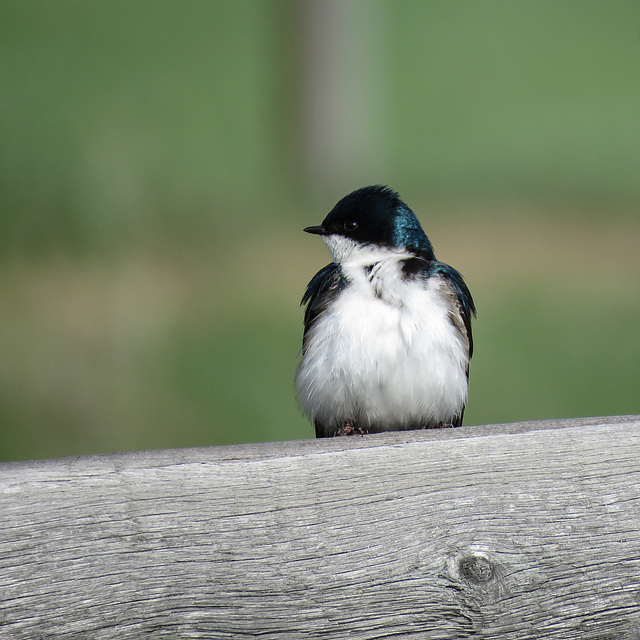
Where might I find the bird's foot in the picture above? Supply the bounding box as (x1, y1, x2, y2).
(335, 422, 368, 436)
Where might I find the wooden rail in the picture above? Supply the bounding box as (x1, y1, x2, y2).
(1, 415, 639, 639)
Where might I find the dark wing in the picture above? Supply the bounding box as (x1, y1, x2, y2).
(430, 261, 476, 427)
(300, 263, 345, 350)
(430, 261, 476, 362)
(430, 261, 476, 359)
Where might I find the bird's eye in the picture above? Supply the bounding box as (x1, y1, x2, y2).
(344, 220, 358, 232)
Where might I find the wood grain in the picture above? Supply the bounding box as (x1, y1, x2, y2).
(1, 415, 639, 639)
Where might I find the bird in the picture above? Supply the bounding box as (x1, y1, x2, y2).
(295, 185, 476, 438)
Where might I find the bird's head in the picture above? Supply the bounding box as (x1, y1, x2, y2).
(304, 185, 434, 264)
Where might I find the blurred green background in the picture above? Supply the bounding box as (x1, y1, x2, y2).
(1, 0, 638, 462)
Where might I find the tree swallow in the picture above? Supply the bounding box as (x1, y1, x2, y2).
(295, 185, 476, 438)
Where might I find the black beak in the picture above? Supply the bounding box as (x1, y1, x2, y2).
(303, 225, 325, 235)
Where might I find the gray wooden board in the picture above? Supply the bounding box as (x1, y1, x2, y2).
(1, 415, 639, 639)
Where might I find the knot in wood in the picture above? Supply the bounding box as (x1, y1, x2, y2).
(458, 552, 495, 583)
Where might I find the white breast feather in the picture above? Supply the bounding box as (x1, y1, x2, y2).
(296, 243, 469, 431)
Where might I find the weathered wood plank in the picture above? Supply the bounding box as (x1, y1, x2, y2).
(1, 416, 639, 639)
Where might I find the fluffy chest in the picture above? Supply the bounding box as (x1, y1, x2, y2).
(296, 256, 470, 429)
(325, 258, 460, 357)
